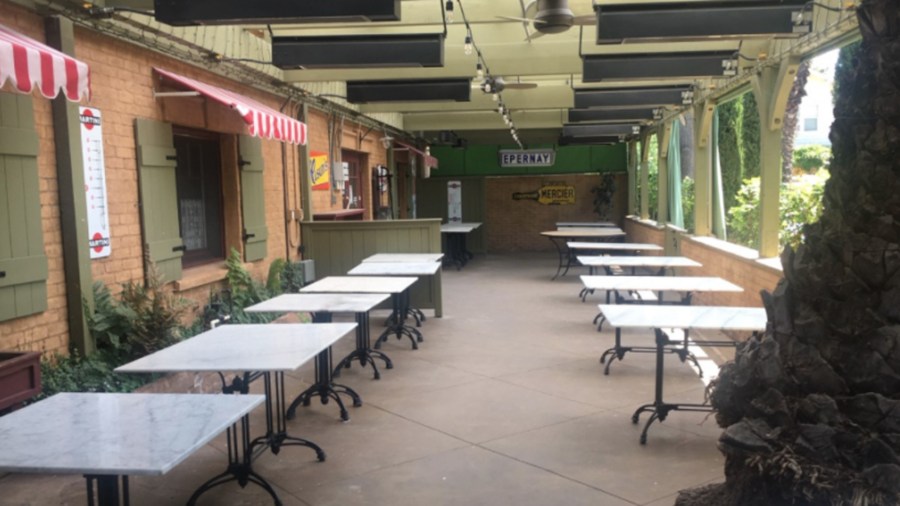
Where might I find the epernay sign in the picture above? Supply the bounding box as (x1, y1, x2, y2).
(499, 149, 556, 167)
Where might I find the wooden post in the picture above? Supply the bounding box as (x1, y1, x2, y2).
(753, 57, 799, 257)
(656, 122, 672, 225)
(693, 101, 715, 236)
(46, 16, 94, 355)
(640, 132, 651, 220)
(298, 103, 313, 223)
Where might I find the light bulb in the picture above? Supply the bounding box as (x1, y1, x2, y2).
(445, 1, 454, 23)
(464, 35, 473, 56)
(498, 103, 504, 114)
(476, 63, 484, 79)
(492, 93, 499, 102)
(483, 82, 492, 93)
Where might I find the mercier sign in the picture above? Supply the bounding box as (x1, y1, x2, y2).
(499, 149, 556, 167)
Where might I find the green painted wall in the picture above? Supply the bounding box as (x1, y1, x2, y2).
(431, 144, 627, 177)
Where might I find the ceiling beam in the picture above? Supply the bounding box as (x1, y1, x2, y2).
(404, 109, 565, 131)
(360, 84, 575, 113)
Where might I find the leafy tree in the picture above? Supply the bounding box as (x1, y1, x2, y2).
(681, 176, 695, 233)
(718, 100, 744, 211)
(741, 92, 761, 179)
(833, 39, 862, 106)
(726, 171, 829, 251)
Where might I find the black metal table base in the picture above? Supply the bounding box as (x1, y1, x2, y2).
(601, 327, 702, 376)
(444, 232, 473, 270)
(85, 475, 129, 506)
(630, 328, 738, 444)
(375, 290, 423, 350)
(287, 345, 362, 422)
(333, 312, 393, 380)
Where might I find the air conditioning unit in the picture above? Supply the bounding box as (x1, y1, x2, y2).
(299, 259, 316, 285)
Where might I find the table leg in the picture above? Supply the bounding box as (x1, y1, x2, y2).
(187, 411, 284, 505)
(630, 329, 714, 445)
(334, 311, 393, 380)
(85, 475, 128, 506)
(288, 345, 362, 421)
(548, 237, 567, 280)
(375, 291, 422, 350)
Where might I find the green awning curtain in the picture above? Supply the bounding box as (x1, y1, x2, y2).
(711, 108, 728, 240)
(667, 119, 684, 228)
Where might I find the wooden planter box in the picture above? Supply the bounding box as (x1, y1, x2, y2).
(0, 351, 42, 413)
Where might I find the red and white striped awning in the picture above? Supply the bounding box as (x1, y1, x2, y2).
(0, 23, 90, 101)
(154, 68, 307, 145)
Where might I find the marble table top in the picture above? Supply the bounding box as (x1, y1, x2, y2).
(577, 256, 702, 268)
(541, 229, 626, 238)
(0, 392, 263, 475)
(116, 323, 357, 373)
(581, 275, 743, 293)
(567, 241, 663, 251)
(348, 262, 441, 276)
(556, 221, 618, 228)
(363, 253, 444, 263)
(300, 276, 417, 294)
(600, 304, 767, 331)
(440, 222, 481, 233)
(245, 293, 389, 314)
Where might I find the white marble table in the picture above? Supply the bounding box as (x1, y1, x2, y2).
(246, 293, 392, 379)
(363, 253, 444, 263)
(600, 305, 766, 444)
(557, 221, 618, 228)
(541, 229, 627, 279)
(117, 323, 356, 502)
(0, 392, 263, 506)
(348, 261, 441, 276)
(567, 241, 663, 252)
(347, 263, 442, 327)
(580, 275, 743, 301)
(441, 222, 482, 269)
(301, 276, 422, 350)
(577, 255, 702, 272)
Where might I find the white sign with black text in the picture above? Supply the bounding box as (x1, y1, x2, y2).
(499, 149, 556, 167)
(447, 180, 462, 223)
(79, 106, 111, 259)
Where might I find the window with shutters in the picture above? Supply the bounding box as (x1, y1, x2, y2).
(135, 118, 268, 283)
(173, 127, 224, 267)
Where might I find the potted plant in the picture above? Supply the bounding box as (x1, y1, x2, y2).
(0, 351, 41, 414)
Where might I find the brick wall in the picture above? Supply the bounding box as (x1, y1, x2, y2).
(0, 6, 69, 354)
(680, 236, 783, 308)
(305, 108, 389, 220)
(622, 217, 783, 307)
(485, 173, 628, 253)
(622, 218, 665, 256)
(0, 4, 388, 354)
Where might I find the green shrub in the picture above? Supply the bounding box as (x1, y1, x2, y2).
(727, 171, 829, 251)
(202, 249, 276, 324)
(681, 176, 695, 232)
(792, 145, 831, 173)
(280, 260, 307, 294)
(39, 350, 152, 399)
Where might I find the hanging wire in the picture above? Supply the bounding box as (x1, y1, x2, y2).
(456, 0, 523, 148)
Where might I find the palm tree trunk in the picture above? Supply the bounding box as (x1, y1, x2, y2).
(678, 1, 900, 504)
(781, 61, 811, 181)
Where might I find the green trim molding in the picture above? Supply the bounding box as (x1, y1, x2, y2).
(431, 144, 627, 177)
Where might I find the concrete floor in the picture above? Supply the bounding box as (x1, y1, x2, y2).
(0, 252, 736, 506)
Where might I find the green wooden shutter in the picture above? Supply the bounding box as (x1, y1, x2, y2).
(239, 135, 268, 262)
(134, 119, 183, 283)
(0, 93, 48, 321)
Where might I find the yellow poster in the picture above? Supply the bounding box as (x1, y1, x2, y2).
(310, 150, 330, 190)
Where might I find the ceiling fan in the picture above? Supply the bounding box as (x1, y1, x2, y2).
(497, 0, 595, 40)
